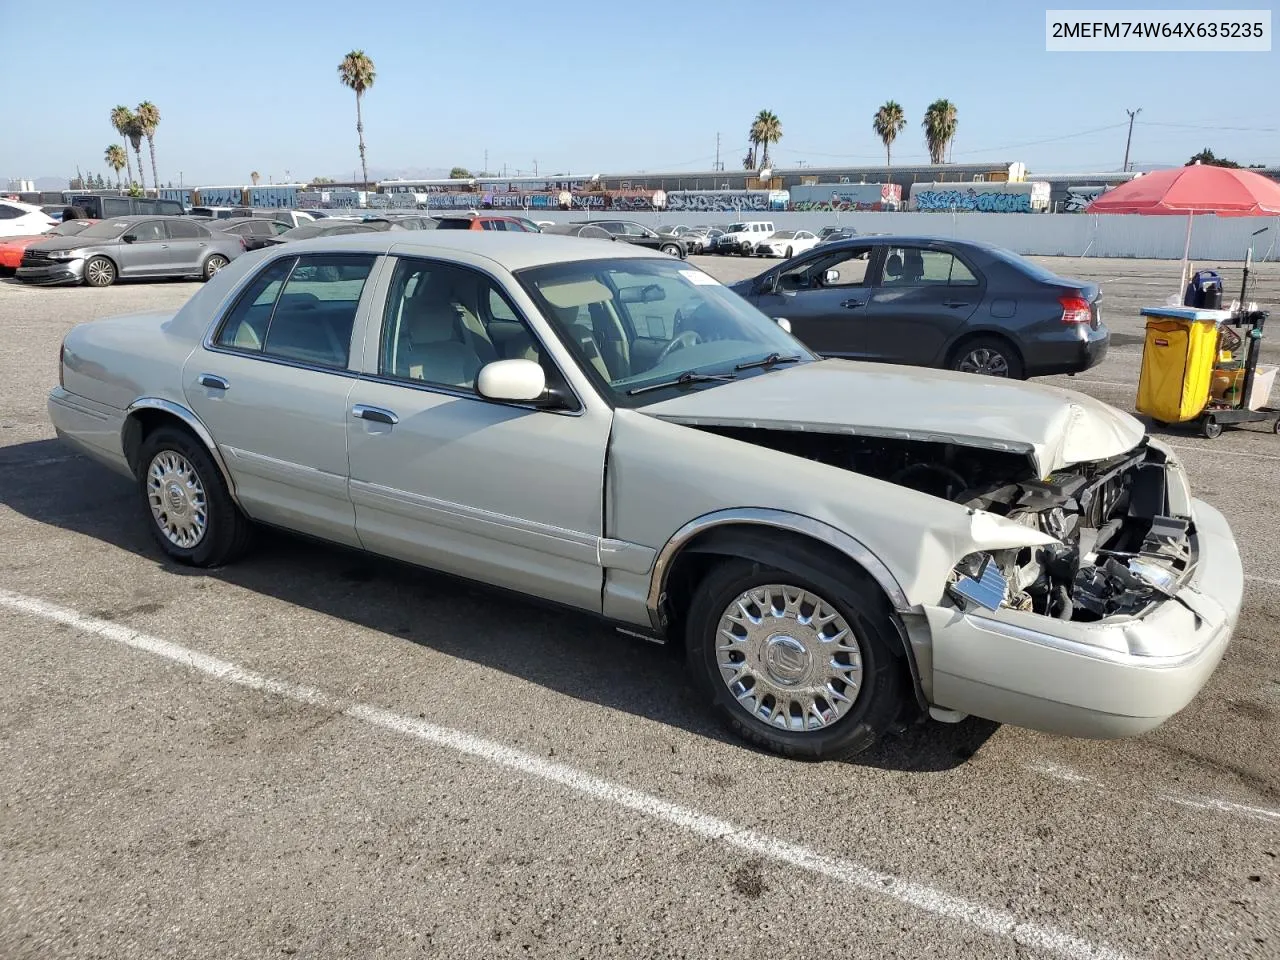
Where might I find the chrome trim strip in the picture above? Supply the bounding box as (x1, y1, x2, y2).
(123, 397, 244, 509)
(598, 538, 657, 575)
(645, 508, 913, 630)
(223, 445, 349, 499)
(348, 478, 600, 564)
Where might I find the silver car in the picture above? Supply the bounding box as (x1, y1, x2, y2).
(46, 231, 1243, 760)
(17, 215, 244, 287)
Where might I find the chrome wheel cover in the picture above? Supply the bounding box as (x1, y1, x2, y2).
(86, 259, 113, 285)
(716, 584, 863, 732)
(956, 347, 1010, 377)
(206, 256, 228, 276)
(146, 451, 208, 548)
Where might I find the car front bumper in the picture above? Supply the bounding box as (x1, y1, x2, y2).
(923, 496, 1242, 739)
(17, 259, 85, 285)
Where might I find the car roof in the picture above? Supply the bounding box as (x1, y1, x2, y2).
(272, 229, 659, 270)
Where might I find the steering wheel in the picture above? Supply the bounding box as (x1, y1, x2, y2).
(657, 329, 703, 364)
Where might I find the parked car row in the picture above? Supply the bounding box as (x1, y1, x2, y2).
(44, 229, 1232, 764)
(706, 222, 862, 256)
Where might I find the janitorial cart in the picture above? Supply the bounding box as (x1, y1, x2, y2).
(1135, 257, 1278, 439)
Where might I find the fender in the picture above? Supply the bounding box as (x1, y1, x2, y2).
(122, 397, 244, 509)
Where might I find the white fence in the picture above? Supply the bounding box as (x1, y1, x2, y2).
(525, 210, 1280, 261)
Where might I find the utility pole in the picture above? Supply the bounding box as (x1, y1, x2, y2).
(1123, 107, 1142, 172)
(533, 159, 538, 176)
(715, 131, 721, 171)
(484, 148, 488, 176)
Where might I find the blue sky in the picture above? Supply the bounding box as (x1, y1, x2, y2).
(1, 0, 1276, 185)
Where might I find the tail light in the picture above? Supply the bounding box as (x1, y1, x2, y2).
(239, 236, 247, 250)
(1059, 295, 1092, 325)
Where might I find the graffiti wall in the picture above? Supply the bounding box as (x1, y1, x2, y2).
(1065, 185, 1113, 212)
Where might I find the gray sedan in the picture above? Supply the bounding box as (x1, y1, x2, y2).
(16, 216, 244, 287)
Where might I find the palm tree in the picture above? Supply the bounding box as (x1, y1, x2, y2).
(922, 99, 958, 164)
(251, 171, 261, 185)
(109, 105, 135, 186)
(752, 110, 782, 168)
(104, 145, 127, 188)
(338, 50, 376, 192)
(135, 101, 161, 191)
(872, 101, 907, 169)
(125, 115, 146, 191)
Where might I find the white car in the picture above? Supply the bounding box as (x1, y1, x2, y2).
(756, 230, 820, 258)
(0, 199, 56, 238)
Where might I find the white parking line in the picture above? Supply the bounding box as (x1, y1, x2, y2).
(0, 588, 1134, 960)
(1030, 762, 1280, 826)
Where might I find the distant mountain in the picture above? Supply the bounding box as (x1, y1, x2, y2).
(320, 166, 452, 183)
(34, 177, 70, 191)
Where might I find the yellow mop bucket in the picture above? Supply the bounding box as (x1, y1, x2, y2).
(1136, 310, 1223, 423)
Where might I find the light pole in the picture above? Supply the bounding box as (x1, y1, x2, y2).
(1123, 107, 1142, 172)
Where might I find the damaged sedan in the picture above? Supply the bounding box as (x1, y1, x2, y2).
(47, 232, 1243, 760)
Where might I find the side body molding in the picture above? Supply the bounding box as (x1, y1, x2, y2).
(123, 397, 243, 509)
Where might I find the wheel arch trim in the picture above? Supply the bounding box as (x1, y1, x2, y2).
(122, 398, 243, 509)
(646, 508, 913, 626)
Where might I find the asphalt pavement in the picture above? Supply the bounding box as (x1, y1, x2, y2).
(0, 255, 1277, 960)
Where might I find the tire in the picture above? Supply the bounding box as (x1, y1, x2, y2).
(136, 426, 253, 567)
(785, 246, 793, 259)
(685, 555, 908, 760)
(202, 254, 229, 281)
(660, 243, 680, 257)
(83, 255, 116, 288)
(1202, 415, 1222, 439)
(949, 335, 1025, 379)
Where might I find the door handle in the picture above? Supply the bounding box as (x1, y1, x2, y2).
(197, 373, 229, 390)
(352, 404, 399, 425)
(943, 300, 971, 308)
(840, 299, 865, 309)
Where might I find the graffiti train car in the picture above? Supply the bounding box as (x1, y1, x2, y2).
(907, 180, 1051, 213)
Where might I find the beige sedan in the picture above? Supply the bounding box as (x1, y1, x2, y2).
(46, 231, 1243, 759)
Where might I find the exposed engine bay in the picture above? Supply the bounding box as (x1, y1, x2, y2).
(691, 425, 1193, 622)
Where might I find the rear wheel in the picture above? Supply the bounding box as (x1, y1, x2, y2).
(202, 254, 229, 280)
(1202, 415, 1223, 439)
(83, 256, 116, 288)
(136, 426, 253, 567)
(950, 336, 1024, 379)
(660, 243, 680, 257)
(785, 246, 794, 259)
(685, 556, 907, 760)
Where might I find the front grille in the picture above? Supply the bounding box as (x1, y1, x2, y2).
(20, 250, 55, 266)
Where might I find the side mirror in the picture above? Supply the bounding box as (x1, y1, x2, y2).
(122, 233, 137, 243)
(823, 268, 841, 285)
(774, 317, 792, 333)
(477, 358, 550, 404)
(758, 274, 778, 295)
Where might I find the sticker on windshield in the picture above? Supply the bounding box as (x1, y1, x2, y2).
(680, 269, 720, 286)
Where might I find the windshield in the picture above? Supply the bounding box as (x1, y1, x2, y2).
(726, 223, 746, 232)
(771, 231, 797, 240)
(516, 257, 814, 407)
(53, 220, 95, 236)
(76, 220, 132, 239)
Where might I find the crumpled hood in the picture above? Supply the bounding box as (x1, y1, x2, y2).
(638, 358, 1145, 474)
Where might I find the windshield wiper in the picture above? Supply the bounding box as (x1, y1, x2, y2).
(734, 352, 802, 372)
(627, 370, 738, 396)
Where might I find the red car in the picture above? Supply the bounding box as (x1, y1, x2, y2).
(0, 219, 98, 275)
(433, 214, 541, 232)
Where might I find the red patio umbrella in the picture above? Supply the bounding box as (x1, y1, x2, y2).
(1086, 164, 1280, 216)
(1087, 165, 1280, 294)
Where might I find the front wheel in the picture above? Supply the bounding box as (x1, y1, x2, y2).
(202, 254, 229, 280)
(950, 336, 1025, 379)
(83, 256, 116, 288)
(1202, 415, 1223, 439)
(685, 557, 908, 760)
(660, 243, 680, 257)
(785, 246, 794, 259)
(136, 426, 253, 567)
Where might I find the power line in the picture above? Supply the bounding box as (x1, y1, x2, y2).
(1139, 120, 1279, 133)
